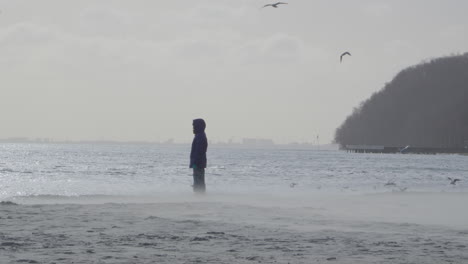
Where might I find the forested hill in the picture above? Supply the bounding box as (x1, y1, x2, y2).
(335, 53, 468, 149)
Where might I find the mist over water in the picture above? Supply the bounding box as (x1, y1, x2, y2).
(2, 143, 468, 264)
(1, 143, 467, 203)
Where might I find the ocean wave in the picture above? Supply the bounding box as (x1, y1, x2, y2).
(8, 194, 135, 204)
(0, 200, 18, 206)
(6, 193, 204, 205)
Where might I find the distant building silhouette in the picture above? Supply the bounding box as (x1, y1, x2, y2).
(242, 138, 275, 146)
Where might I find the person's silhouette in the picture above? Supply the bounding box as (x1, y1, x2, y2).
(190, 119, 208, 193)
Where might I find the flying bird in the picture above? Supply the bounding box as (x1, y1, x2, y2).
(448, 177, 461, 185)
(340, 52, 351, 63)
(262, 2, 288, 9)
(399, 145, 410, 153)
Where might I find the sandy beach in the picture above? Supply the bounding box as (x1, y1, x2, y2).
(1, 192, 468, 264)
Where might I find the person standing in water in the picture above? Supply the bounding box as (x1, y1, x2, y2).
(190, 119, 208, 193)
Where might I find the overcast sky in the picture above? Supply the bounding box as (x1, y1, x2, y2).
(0, 0, 467, 143)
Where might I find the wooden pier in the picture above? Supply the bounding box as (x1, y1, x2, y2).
(343, 145, 468, 154)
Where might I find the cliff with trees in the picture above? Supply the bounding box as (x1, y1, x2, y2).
(335, 53, 468, 149)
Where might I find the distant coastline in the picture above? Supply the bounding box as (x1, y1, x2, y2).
(0, 137, 339, 150)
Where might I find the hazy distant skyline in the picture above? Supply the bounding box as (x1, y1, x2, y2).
(1, 0, 467, 143)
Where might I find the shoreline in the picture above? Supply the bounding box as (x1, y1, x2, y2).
(4, 191, 468, 229)
(1, 192, 468, 263)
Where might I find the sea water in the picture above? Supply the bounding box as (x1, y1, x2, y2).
(0, 143, 467, 201)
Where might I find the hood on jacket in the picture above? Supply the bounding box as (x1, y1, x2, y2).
(193, 119, 206, 134)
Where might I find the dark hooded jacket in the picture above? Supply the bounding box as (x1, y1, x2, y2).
(190, 119, 208, 168)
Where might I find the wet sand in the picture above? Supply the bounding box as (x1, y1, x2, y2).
(1, 192, 468, 264)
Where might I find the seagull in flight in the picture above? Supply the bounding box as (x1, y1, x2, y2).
(340, 51, 351, 63)
(399, 145, 410, 153)
(448, 177, 461, 185)
(263, 2, 288, 9)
